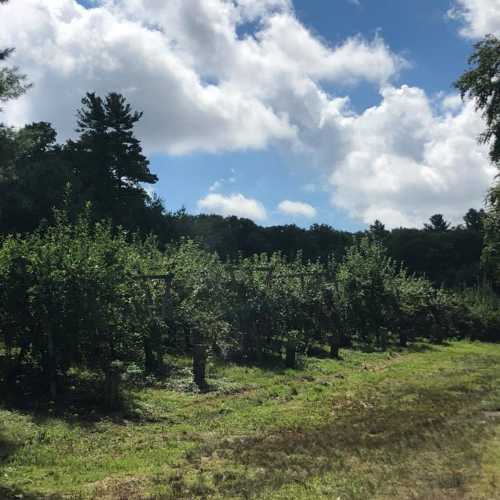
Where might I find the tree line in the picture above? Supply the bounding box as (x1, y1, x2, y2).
(0, 0, 493, 288)
(0, 89, 488, 288)
(0, 0, 499, 408)
(1, 210, 498, 405)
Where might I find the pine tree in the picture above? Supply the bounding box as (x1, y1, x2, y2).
(68, 92, 158, 225)
(74, 92, 157, 189)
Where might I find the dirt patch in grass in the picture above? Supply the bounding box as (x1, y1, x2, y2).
(90, 475, 149, 500)
(162, 378, 491, 499)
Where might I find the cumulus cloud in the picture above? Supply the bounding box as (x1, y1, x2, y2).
(328, 86, 495, 227)
(0, 0, 402, 155)
(278, 200, 317, 218)
(0, 0, 495, 227)
(198, 193, 267, 221)
(449, 0, 500, 38)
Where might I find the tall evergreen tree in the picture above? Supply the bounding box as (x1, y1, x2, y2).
(424, 214, 451, 232)
(369, 220, 389, 242)
(67, 92, 158, 226)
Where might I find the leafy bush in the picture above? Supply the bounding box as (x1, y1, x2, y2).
(0, 208, 167, 402)
(334, 237, 400, 349)
(455, 285, 500, 341)
(2, 213, 498, 404)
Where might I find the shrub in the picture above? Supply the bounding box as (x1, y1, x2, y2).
(0, 208, 166, 402)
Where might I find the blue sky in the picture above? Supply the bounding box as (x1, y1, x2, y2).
(293, 0, 471, 100)
(2, 0, 499, 229)
(149, 0, 476, 230)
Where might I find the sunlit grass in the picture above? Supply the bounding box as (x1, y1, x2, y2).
(2, 341, 500, 499)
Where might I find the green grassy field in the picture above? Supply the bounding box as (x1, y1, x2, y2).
(2, 341, 500, 499)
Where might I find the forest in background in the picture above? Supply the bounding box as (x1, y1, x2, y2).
(0, 89, 488, 288)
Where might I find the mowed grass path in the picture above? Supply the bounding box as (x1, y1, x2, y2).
(2, 341, 500, 499)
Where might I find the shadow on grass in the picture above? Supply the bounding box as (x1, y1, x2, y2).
(404, 342, 440, 353)
(0, 432, 52, 499)
(0, 485, 60, 500)
(213, 352, 291, 375)
(0, 429, 20, 466)
(0, 358, 145, 428)
(167, 377, 491, 499)
(354, 338, 447, 354)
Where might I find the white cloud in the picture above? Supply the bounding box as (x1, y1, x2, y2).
(441, 93, 463, 113)
(0, 0, 402, 155)
(198, 193, 267, 221)
(278, 200, 317, 218)
(328, 86, 495, 227)
(144, 184, 156, 199)
(0, 0, 495, 227)
(449, 0, 500, 38)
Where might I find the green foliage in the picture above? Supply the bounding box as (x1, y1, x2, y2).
(0, 87, 489, 289)
(73, 92, 157, 187)
(456, 35, 500, 289)
(464, 208, 486, 231)
(3, 208, 496, 401)
(455, 34, 500, 165)
(65, 92, 160, 230)
(0, 122, 70, 234)
(424, 213, 451, 232)
(0, 207, 167, 398)
(166, 240, 227, 343)
(456, 285, 500, 341)
(2, 201, 498, 406)
(0, 49, 30, 112)
(335, 237, 399, 348)
(482, 189, 500, 290)
(0, 0, 30, 112)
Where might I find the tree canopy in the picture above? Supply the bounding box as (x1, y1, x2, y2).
(456, 35, 500, 289)
(455, 35, 500, 165)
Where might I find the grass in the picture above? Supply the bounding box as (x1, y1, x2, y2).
(2, 341, 500, 499)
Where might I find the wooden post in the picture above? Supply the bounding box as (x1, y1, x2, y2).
(161, 273, 173, 320)
(192, 331, 207, 391)
(104, 363, 122, 410)
(399, 329, 408, 347)
(329, 334, 340, 359)
(285, 340, 296, 368)
(47, 329, 57, 400)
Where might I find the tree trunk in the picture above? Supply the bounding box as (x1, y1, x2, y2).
(47, 330, 57, 400)
(376, 328, 388, 351)
(192, 335, 207, 391)
(6, 342, 28, 385)
(104, 366, 121, 410)
(399, 330, 408, 347)
(144, 338, 154, 374)
(340, 333, 352, 348)
(329, 337, 340, 359)
(285, 338, 297, 369)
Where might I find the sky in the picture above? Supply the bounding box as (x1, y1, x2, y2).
(1, 0, 500, 230)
